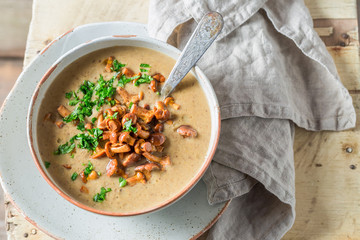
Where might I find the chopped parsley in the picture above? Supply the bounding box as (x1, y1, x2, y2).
(134, 74, 153, 86)
(140, 63, 151, 68)
(71, 172, 78, 181)
(87, 128, 103, 139)
(45, 161, 51, 169)
(65, 91, 77, 99)
(54, 142, 75, 155)
(106, 112, 118, 120)
(93, 187, 112, 202)
(111, 59, 126, 72)
(119, 177, 127, 187)
(83, 161, 94, 176)
(123, 119, 137, 133)
(55, 128, 103, 154)
(156, 91, 160, 95)
(94, 75, 116, 108)
(63, 80, 95, 123)
(91, 117, 97, 124)
(118, 74, 134, 87)
(77, 122, 86, 131)
(128, 102, 133, 110)
(70, 129, 103, 151)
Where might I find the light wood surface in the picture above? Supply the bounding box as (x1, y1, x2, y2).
(5, 0, 360, 239)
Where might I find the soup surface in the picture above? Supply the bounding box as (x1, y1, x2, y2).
(37, 46, 211, 213)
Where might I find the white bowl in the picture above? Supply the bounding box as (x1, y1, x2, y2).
(27, 35, 221, 216)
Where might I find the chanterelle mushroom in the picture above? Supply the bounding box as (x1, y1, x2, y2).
(142, 152, 171, 169)
(130, 104, 154, 123)
(116, 87, 141, 106)
(177, 125, 198, 138)
(57, 105, 71, 118)
(126, 172, 146, 186)
(122, 153, 141, 167)
(135, 162, 160, 180)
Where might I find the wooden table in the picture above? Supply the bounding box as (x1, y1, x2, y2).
(5, 0, 360, 239)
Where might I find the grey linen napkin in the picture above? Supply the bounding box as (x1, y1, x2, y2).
(148, 0, 356, 239)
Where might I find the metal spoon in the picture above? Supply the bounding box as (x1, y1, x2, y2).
(160, 12, 224, 98)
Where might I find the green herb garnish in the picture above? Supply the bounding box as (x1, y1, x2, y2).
(54, 142, 75, 155)
(156, 91, 160, 95)
(77, 122, 85, 131)
(94, 75, 116, 108)
(45, 161, 51, 169)
(65, 91, 73, 99)
(140, 63, 151, 68)
(83, 161, 94, 176)
(106, 112, 118, 120)
(93, 187, 112, 202)
(119, 177, 127, 187)
(123, 119, 137, 133)
(91, 117, 97, 124)
(71, 172, 78, 181)
(70, 129, 103, 151)
(118, 74, 133, 87)
(111, 59, 126, 72)
(128, 102, 133, 110)
(63, 80, 95, 123)
(134, 74, 153, 86)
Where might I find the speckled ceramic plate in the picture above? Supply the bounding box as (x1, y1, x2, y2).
(0, 22, 229, 239)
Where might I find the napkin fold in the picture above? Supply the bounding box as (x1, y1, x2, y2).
(148, 0, 356, 239)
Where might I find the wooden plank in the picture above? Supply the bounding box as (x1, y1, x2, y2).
(328, 46, 360, 91)
(284, 93, 360, 239)
(0, 0, 32, 57)
(9, 0, 360, 239)
(24, 0, 149, 66)
(315, 27, 333, 36)
(304, 0, 357, 19)
(313, 19, 357, 46)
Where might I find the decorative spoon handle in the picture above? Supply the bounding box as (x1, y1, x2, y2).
(160, 12, 224, 98)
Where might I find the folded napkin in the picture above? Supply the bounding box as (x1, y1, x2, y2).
(148, 0, 356, 239)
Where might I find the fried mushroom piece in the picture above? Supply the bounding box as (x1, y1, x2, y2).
(148, 133, 166, 146)
(122, 67, 135, 77)
(153, 101, 170, 121)
(135, 123, 150, 139)
(122, 153, 141, 167)
(118, 132, 136, 146)
(126, 172, 146, 186)
(121, 113, 137, 126)
(57, 105, 71, 118)
(91, 147, 106, 159)
(134, 139, 154, 154)
(135, 162, 160, 180)
(106, 119, 121, 132)
(116, 87, 141, 106)
(106, 159, 118, 177)
(109, 143, 131, 153)
(55, 121, 65, 128)
(104, 56, 114, 72)
(164, 97, 180, 110)
(152, 73, 165, 82)
(142, 152, 171, 169)
(130, 104, 154, 123)
(177, 125, 198, 138)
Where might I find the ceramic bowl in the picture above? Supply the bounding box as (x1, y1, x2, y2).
(27, 35, 220, 216)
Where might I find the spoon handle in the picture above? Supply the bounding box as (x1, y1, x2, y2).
(160, 12, 223, 98)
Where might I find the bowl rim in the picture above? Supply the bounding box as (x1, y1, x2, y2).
(27, 35, 221, 216)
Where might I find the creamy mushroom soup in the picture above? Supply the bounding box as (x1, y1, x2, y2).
(37, 46, 211, 213)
